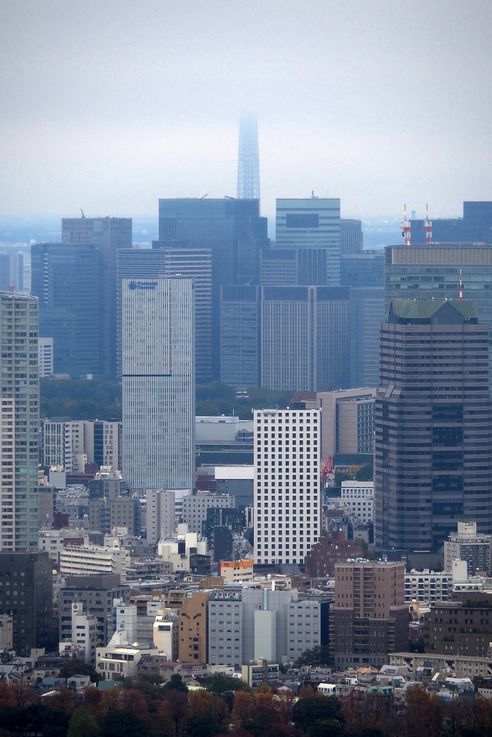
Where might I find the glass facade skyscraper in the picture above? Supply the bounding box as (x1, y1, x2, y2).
(220, 285, 260, 388)
(122, 277, 195, 491)
(31, 242, 102, 378)
(61, 217, 132, 378)
(275, 198, 341, 285)
(261, 286, 350, 392)
(374, 299, 492, 553)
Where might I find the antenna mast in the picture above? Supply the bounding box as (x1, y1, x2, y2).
(458, 269, 464, 302)
(424, 203, 433, 245)
(402, 204, 411, 246)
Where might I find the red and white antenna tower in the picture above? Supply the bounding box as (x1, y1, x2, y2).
(424, 203, 433, 245)
(402, 203, 411, 246)
(458, 269, 464, 302)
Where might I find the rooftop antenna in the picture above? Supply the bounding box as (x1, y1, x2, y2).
(424, 203, 433, 245)
(402, 204, 411, 246)
(458, 269, 464, 302)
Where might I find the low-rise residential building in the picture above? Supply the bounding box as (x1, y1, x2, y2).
(96, 630, 157, 680)
(241, 660, 280, 688)
(444, 522, 492, 576)
(404, 569, 453, 604)
(219, 560, 254, 583)
(157, 524, 208, 573)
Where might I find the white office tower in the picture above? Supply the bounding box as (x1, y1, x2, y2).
(254, 408, 320, 564)
(38, 337, 54, 378)
(122, 278, 195, 491)
(146, 489, 176, 544)
(70, 602, 97, 664)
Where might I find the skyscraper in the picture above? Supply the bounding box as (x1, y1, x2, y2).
(276, 198, 341, 285)
(340, 218, 363, 255)
(385, 244, 492, 382)
(31, 242, 102, 377)
(261, 286, 350, 391)
(374, 298, 492, 554)
(220, 285, 260, 388)
(61, 217, 132, 378)
(122, 277, 195, 491)
(349, 287, 385, 387)
(157, 198, 268, 376)
(254, 408, 320, 565)
(116, 247, 213, 384)
(0, 292, 39, 551)
(237, 115, 260, 200)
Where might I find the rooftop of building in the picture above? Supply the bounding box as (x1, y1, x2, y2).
(389, 298, 478, 323)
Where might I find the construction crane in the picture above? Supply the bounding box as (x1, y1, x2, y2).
(321, 456, 334, 483)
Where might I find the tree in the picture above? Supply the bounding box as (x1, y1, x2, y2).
(203, 674, 248, 696)
(231, 691, 256, 727)
(405, 685, 442, 737)
(295, 646, 331, 668)
(100, 710, 148, 737)
(293, 696, 344, 731)
(67, 707, 101, 737)
(59, 659, 99, 683)
(163, 674, 188, 694)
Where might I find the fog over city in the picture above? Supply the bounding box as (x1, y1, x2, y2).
(1, 0, 491, 219)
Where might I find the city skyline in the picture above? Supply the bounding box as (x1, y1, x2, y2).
(1, 1, 491, 219)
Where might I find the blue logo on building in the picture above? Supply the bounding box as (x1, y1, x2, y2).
(128, 280, 158, 290)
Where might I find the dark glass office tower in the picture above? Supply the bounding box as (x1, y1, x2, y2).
(220, 285, 260, 388)
(374, 299, 492, 554)
(61, 217, 132, 378)
(410, 201, 492, 245)
(261, 286, 350, 391)
(158, 198, 268, 378)
(31, 243, 102, 377)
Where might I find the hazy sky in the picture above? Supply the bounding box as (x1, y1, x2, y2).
(1, 0, 491, 220)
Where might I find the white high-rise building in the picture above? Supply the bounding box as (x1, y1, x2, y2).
(254, 408, 320, 564)
(146, 489, 175, 544)
(122, 278, 195, 491)
(38, 337, 54, 378)
(0, 292, 39, 551)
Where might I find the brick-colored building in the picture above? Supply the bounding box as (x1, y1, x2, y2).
(178, 591, 210, 664)
(425, 591, 492, 657)
(330, 560, 408, 668)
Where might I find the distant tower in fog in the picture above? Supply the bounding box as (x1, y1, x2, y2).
(237, 115, 260, 200)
